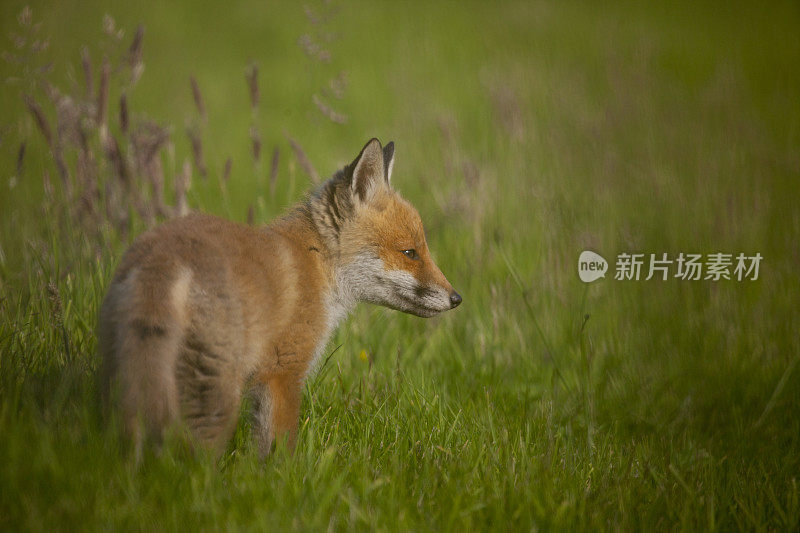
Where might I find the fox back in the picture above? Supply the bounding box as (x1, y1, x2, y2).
(98, 138, 461, 458)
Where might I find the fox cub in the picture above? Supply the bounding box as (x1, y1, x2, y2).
(99, 138, 461, 457)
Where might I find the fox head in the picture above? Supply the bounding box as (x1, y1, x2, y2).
(311, 138, 461, 317)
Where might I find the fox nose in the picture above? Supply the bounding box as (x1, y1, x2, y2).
(449, 291, 462, 308)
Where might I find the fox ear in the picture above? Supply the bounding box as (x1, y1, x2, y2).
(382, 141, 395, 183)
(350, 138, 385, 203)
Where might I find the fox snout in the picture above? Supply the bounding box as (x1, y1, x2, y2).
(388, 250, 462, 317)
(383, 269, 461, 318)
(421, 255, 462, 313)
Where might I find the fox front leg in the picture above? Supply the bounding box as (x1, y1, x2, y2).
(252, 374, 303, 457)
(269, 374, 303, 452)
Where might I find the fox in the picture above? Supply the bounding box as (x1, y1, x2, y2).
(98, 138, 461, 459)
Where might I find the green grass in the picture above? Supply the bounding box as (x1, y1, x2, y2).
(2, 0, 800, 530)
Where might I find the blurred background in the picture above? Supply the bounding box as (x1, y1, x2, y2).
(1, 1, 799, 529)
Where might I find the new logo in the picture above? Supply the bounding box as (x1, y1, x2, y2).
(578, 251, 608, 282)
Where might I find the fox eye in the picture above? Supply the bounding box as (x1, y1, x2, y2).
(401, 249, 419, 260)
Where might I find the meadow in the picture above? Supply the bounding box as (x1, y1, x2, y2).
(1, 1, 799, 530)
